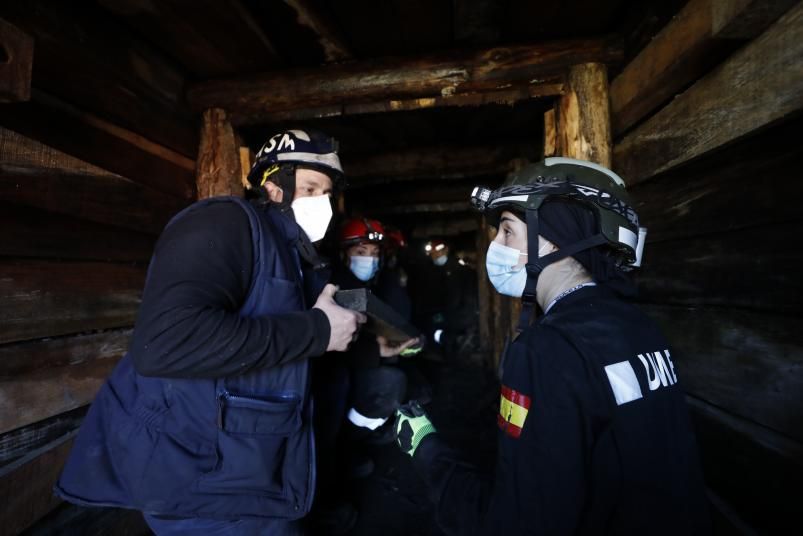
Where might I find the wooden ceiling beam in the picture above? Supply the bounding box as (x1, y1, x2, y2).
(344, 142, 539, 185)
(283, 0, 352, 62)
(187, 37, 622, 125)
(614, 2, 803, 185)
(611, 0, 798, 137)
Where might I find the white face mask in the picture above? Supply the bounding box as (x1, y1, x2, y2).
(291, 194, 332, 242)
(485, 241, 551, 297)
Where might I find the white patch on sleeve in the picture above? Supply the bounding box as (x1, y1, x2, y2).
(605, 360, 644, 405)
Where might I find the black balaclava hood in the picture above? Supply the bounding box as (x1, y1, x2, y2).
(537, 200, 636, 297)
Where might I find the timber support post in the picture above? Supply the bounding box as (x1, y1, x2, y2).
(196, 108, 243, 199)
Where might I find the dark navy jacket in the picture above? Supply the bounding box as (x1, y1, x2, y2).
(56, 197, 323, 520)
(412, 285, 710, 535)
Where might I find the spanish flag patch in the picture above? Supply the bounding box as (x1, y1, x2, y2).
(498, 385, 531, 439)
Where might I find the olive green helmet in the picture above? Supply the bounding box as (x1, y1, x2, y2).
(471, 157, 644, 267)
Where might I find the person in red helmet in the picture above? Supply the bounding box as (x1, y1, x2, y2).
(310, 217, 420, 533)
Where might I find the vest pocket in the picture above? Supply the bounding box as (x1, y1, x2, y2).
(197, 392, 302, 497)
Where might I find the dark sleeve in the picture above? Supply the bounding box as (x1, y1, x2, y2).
(130, 200, 330, 379)
(411, 329, 590, 535)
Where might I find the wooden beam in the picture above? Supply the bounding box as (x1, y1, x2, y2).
(0, 0, 197, 156)
(636, 222, 803, 314)
(555, 63, 612, 167)
(543, 107, 557, 158)
(0, 351, 121, 434)
(0, 260, 144, 345)
(0, 202, 155, 262)
(410, 217, 479, 239)
(283, 0, 352, 62)
(0, 432, 74, 535)
(187, 37, 622, 124)
(631, 115, 803, 244)
(239, 146, 254, 189)
(614, 2, 803, 185)
(369, 201, 470, 215)
(611, 0, 798, 137)
(0, 18, 33, 103)
(645, 305, 803, 443)
(345, 142, 540, 185)
(0, 93, 196, 199)
(196, 108, 243, 199)
(95, 0, 281, 78)
(0, 406, 86, 468)
(0, 164, 189, 235)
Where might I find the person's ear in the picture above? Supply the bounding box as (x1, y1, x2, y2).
(264, 181, 284, 203)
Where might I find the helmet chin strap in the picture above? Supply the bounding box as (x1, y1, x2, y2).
(517, 208, 608, 332)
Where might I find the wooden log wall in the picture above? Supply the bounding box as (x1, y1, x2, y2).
(613, 3, 803, 532)
(0, 5, 199, 530)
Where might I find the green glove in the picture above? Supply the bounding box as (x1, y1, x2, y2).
(395, 400, 436, 457)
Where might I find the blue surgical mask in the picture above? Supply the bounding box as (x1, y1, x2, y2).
(433, 255, 448, 266)
(350, 255, 380, 281)
(486, 241, 551, 297)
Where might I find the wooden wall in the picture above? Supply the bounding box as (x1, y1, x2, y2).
(613, 3, 803, 533)
(0, 9, 195, 533)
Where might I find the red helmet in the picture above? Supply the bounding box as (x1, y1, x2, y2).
(385, 227, 407, 250)
(339, 218, 386, 248)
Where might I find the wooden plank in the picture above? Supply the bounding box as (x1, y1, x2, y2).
(0, 406, 86, 468)
(611, 0, 798, 137)
(197, 108, 244, 199)
(0, 432, 75, 536)
(631, 115, 803, 243)
(345, 142, 540, 185)
(0, 93, 196, 199)
(556, 63, 612, 167)
(0, 349, 121, 434)
(0, 164, 188, 235)
(687, 395, 803, 533)
(283, 0, 352, 62)
(0, 203, 155, 262)
(0, 259, 144, 345)
(0, 0, 197, 157)
(0, 329, 131, 378)
(543, 107, 557, 158)
(0, 18, 33, 103)
(0, 126, 115, 176)
(636, 222, 803, 314)
(96, 0, 281, 78)
(614, 2, 803, 185)
(187, 37, 622, 123)
(239, 146, 254, 190)
(644, 305, 803, 443)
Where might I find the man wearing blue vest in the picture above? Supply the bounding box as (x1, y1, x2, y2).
(55, 129, 366, 535)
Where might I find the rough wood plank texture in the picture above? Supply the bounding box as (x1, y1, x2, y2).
(0, 260, 144, 345)
(187, 37, 622, 123)
(0, 93, 196, 199)
(614, 2, 803, 185)
(0, 203, 155, 262)
(0, 126, 113, 176)
(0, 18, 33, 102)
(0, 406, 86, 468)
(283, 0, 352, 62)
(0, 164, 188, 235)
(543, 107, 557, 157)
(612, 0, 797, 136)
(687, 395, 803, 533)
(96, 0, 280, 78)
(631, 114, 803, 243)
(0, 349, 121, 434)
(645, 305, 803, 443)
(0, 0, 197, 156)
(345, 142, 540, 185)
(557, 63, 611, 167)
(197, 108, 244, 199)
(636, 222, 803, 314)
(0, 433, 75, 536)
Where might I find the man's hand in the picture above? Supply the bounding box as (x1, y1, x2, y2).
(313, 284, 367, 352)
(395, 400, 436, 457)
(377, 335, 420, 358)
